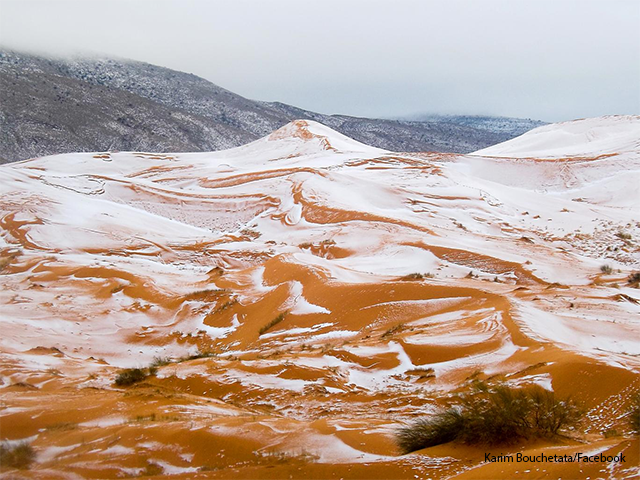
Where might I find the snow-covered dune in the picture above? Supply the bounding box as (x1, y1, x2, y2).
(473, 115, 640, 158)
(0, 117, 639, 479)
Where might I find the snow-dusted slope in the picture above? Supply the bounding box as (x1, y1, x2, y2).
(473, 115, 640, 158)
(1, 116, 638, 363)
(1, 118, 639, 478)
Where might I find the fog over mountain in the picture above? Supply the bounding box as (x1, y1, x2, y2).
(0, 49, 545, 163)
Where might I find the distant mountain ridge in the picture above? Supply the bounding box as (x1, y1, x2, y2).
(409, 114, 546, 138)
(0, 49, 546, 163)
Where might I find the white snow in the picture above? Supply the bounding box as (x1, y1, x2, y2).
(473, 115, 640, 158)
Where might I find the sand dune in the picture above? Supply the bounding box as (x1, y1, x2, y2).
(1, 118, 639, 478)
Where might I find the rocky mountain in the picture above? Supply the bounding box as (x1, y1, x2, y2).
(0, 49, 545, 163)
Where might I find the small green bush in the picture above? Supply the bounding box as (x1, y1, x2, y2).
(0, 442, 35, 469)
(114, 368, 148, 386)
(600, 265, 613, 274)
(396, 385, 581, 453)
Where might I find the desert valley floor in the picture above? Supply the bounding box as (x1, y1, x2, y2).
(0, 117, 639, 479)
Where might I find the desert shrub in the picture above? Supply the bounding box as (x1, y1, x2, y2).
(457, 385, 581, 444)
(215, 299, 238, 313)
(630, 394, 640, 433)
(400, 272, 435, 281)
(114, 368, 148, 386)
(0, 442, 35, 469)
(144, 461, 164, 476)
(45, 422, 77, 431)
(397, 410, 464, 454)
(628, 272, 640, 286)
(184, 350, 216, 361)
(134, 413, 157, 422)
(400, 273, 424, 281)
(259, 312, 287, 335)
(382, 323, 405, 337)
(150, 356, 171, 367)
(600, 265, 613, 274)
(396, 385, 581, 453)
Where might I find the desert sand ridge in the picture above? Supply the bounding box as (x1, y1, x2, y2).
(473, 115, 640, 158)
(0, 116, 639, 478)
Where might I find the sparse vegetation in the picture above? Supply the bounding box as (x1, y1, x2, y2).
(400, 272, 433, 281)
(628, 272, 640, 287)
(600, 264, 613, 274)
(215, 299, 238, 313)
(240, 228, 260, 239)
(396, 385, 582, 453)
(183, 350, 216, 361)
(45, 422, 77, 431)
(259, 312, 287, 335)
(616, 231, 632, 240)
(382, 323, 405, 337)
(134, 413, 157, 422)
(114, 367, 151, 386)
(630, 393, 640, 433)
(0, 442, 36, 469)
(183, 288, 225, 300)
(143, 461, 164, 476)
(150, 356, 171, 367)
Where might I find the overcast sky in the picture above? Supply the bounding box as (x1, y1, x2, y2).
(1, 0, 638, 122)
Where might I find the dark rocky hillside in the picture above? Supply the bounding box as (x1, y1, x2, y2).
(0, 49, 545, 163)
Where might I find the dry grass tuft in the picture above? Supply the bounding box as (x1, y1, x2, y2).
(259, 312, 287, 335)
(0, 442, 36, 469)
